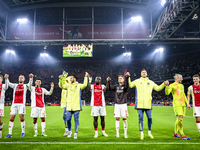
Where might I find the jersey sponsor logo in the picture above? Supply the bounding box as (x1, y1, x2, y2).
(117, 89, 123, 92)
(194, 90, 200, 94)
(94, 89, 102, 92)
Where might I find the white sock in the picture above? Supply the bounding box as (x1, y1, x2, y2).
(95, 131, 98, 134)
(148, 130, 151, 134)
(123, 119, 128, 135)
(196, 122, 200, 133)
(140, 131, 144, 135)
(9, 121, 14, 135)
(65, 128, 69, 132)
(41, 121, 46, 132)
(21, 120, 25, 133)
(33, 123, 37, 133)
(116, 119, 120, 133)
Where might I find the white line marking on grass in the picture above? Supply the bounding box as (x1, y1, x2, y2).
(0, 142, 199, 145)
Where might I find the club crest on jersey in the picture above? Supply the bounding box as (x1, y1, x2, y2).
(147, 82, 150, 85)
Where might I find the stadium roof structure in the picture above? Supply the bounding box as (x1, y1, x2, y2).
(0, 0, 199, 46)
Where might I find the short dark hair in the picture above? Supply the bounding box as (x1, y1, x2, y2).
(19, 74, 25, 79)
(71, 74, 78, 80)
(36, 78, 42, 81)
(0, 75, 3, 79)
(193, 74, 199, 78)
(118, 75, 124, 79)
(141, 69, 147, 72)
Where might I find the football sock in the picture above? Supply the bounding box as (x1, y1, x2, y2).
(33, 122, 37, 133)
(196, 121, 200, 133)
(178, 118, 184, 136)
(41, 120, 46, 132)
(116, 119, 120, 133)
(175, 118, 179, 134)
(9, 119, 14, 135)
(123, 118, 127, 135)
(21, 119, 25, 133)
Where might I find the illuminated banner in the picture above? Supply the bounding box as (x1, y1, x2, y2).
(10, 25, 149, 40)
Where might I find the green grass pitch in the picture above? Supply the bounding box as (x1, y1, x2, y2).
(0, 106, 199, 150)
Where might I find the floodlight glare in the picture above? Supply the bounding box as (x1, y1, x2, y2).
(155, 48, 164, 53)
(6, 49, 15, 54)
(123, 52, 131, 56)
(131, 16, 142, 22)
(17, 18, 28, 23)
(161, 0, 166, 6)
(40, 53, 49, 57)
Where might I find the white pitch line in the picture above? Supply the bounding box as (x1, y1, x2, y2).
(0, 142, 199, 145)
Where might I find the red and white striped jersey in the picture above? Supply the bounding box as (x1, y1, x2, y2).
(90, 84, 106, 107)
(0, 80, 8, 103)
(188, 84, 200, 107)
(29, 86, 53, 107)
(8, 78, 33, 104)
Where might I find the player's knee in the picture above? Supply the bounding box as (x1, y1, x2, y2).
(63, 114, 67, 120)
(100, 116, 105, 121)
(0, 120, 3, 125)
(94, 117, 98, 122)
(41, 118, 45, 122)
(148, 118, 152, 123)
(10, 115, 15, 120)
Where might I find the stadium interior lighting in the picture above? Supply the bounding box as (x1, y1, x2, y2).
(40, 53, 49, 57)
(6, 49, 15, 54)
(122, 45, 125, 48)
(17, 18, 28, 23)
(155, 48, 164, 53)
(131, 16, 142, 22)
(161, 0, 166, 6)
(123, 52, 131, 56)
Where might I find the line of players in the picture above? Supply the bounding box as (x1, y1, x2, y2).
(63, 44, 93, 56)
(59, 69, 199, 140)
(0, 74, 54, 138)
(0, 69, 199, 140)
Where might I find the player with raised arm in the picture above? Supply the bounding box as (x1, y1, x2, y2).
(187, 74, 200, 133)
(29, 78, 54, 137)
(0, 74, 9, 138)
(165, 74, 191, 140)
(127, 69, 168, 140)
(88, 76, 109, 138)
(106, 75, 129, 138)
(59, 72, 89, 139)
(5, 74, 33, 138)
(59, 71, 70, 137)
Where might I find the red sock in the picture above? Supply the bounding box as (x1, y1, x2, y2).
(95, 128, 98, 131)
(102, 128, 105, 131)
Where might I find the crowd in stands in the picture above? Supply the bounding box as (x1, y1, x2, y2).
(1, 51, 200, 106)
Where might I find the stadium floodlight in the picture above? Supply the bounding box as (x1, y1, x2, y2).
(131, 16, 142, 22)
(17, 18, 28, 23)
(123, 52, 131, 56)
(40, 53, 49, 57)
(155, 48, 164, 53)
(161, 0, 166, 6)
(6, 49, 15, 54)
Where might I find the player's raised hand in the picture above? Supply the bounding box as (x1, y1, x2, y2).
(51, 82, 54, 88)
(89, 77, 92, 83)
(4, 74, 9, 79)
(187, 104, 191, 110)
(29, 73, 34, 78)
(107, 77, 111, 82)
(126, 72, 130, 76)
(85, 72, 89, 77)
(164, 80, 169, 86)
